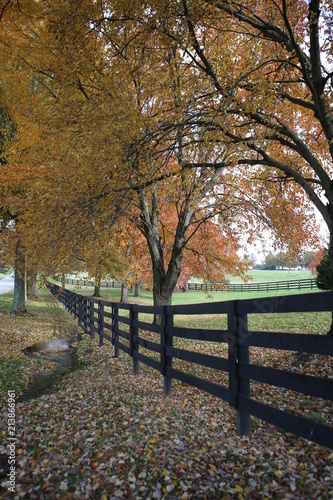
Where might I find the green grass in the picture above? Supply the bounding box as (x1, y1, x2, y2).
(51, 269, 317, 307)
(54, 278, 322, 306)
(0, 289, 14, 311)
(48, 278, 331, 335)
(0, 287, 74, 316)
(63, 269, 314, 283)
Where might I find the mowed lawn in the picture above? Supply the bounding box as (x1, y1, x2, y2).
(58, 269, 316, 304)
(0, 283, 332, 499)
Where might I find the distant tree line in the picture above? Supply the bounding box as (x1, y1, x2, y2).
(254, 251, 317, 271)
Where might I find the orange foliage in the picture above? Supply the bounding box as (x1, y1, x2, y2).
(0, 0, 325, 306)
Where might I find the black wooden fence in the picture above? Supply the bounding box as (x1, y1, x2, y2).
(54, 276, 317, 293)
(187, 278, 317, 292)
(47, 282, 333, 449)
(54, 277, 123, 288)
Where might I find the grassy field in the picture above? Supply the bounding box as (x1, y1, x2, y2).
(66, 269, 314, 282)
(57, 269, 316, 304)
(229, 268, 313, 282)
(54, 278, 321, 307)
(48, 272, 332, 337)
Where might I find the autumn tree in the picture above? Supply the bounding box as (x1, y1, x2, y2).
(302, 250, 317, 269)
(177, 217, 245, 291)
(309, 248, 326, 274)
(173, 0, 333, 278)
(0, 0, 323, 312)
(0, 0, 242, 308)
(0, 88, 29, 313)
(0, 164, 29, 313)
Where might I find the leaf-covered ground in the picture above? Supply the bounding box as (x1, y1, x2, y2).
(0, 290, 332, 499)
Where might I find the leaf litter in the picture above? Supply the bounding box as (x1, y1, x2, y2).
(0, 291, 332, 499)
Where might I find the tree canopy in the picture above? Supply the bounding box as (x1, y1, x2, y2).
(0, 0, 327, 308)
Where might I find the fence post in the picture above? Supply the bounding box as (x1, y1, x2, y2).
(228, 301, 251, 437)
(75, 294, 79, 319)
(85, 298, 89, 332)
(130, 305, 139, 375)
(85, 298, 89, 331)
(98, 301, 104, 346)
(228, 301, 237, 408)
(161, 306, 173, 397)
(237, 313, 251, 436)
(82, 297, 86, 331)
(78, 295, 83, 328)
(90, 299, 95, 338)
(114, 304, 119, 358)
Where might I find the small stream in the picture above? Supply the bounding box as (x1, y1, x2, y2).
(0, 336, 84, 484)
(17, 334, 82, 402)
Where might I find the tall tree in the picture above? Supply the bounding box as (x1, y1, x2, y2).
(177, 0, 332, 279)
(0, 91, 28, 313)
(0, 0, 322, 311)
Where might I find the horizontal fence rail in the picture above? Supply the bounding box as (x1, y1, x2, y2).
(54, 276, 123, 288)
(47, 282, 333, 449)
(53, 276, 317, 293)
(186, 278, 317, 293)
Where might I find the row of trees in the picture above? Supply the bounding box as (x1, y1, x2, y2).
(261, 250, 318, 270)
(0, 1, 331, 318)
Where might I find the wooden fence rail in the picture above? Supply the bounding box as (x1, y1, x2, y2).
(47, 282, 333, 449)
(186, 278, 317, 292)
(54, 276, 317, 293)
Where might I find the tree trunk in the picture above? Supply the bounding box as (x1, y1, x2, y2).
(152, 261, 175, 307)
(120, 279, 129, 304)
(27, 272, 38, 299)
(24, 258, 27, 303)
(11, 255, 26, 314)
(328, 230, 333, 335)
(134, 279, 142, 297)
(93, 274, 101, 297)
(61, 273, 66, 289)
(139, 188, 195, 322)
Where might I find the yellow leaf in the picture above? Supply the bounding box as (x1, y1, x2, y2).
(232, 485, 243, 493)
